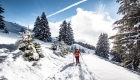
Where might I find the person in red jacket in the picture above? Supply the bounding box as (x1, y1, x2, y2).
(73, 49, 81, 65)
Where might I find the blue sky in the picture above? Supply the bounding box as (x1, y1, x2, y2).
(1, 0, 121, 25)
(1, 0, 122, 46)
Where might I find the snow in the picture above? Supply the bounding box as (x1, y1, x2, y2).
(134, 22, 140, 28)
(83, 54, 140, 80)
(0, 32, 140, 80)
(0, 32, 18, 44)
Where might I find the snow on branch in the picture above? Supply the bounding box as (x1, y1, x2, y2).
(134, 22, 140, 28)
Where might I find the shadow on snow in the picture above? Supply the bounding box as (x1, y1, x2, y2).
(60, 63, 74, 72)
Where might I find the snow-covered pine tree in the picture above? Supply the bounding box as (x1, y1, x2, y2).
(110, 0, 140, 71)
(59, 20, 67, 42)
(33, 16, 41, 38)
(0, 2, 5, 29)
(67, 23, 74, 45)
(18, 27, 43, 61)
(58, 21, 74, 45)
(95, 33, 109, 59)
(59, 40, 69, 57)
(134, 22, 140, 72)
(38, 12, 52, 42)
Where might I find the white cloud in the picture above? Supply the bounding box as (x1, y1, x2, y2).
(49, 21, 62, 37)
(70, 8, 117, 46)
(29, 24, 34, 29)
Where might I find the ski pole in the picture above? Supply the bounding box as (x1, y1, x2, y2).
(73, 54, 74, 65)
(80, 54, 84, 62)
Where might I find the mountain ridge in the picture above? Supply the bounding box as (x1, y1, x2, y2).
(4, 21, 26, 34)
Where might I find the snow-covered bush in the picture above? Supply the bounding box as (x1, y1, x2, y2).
(51, 40, 58, 51)
(17, 27, 43, 61)
(34, 42, 44, 58)
(59, 40, 69, 57)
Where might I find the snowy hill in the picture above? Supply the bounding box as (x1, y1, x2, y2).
(4, 21, 26, 34)
(0, 32, 140, 80)
(71, 44, 95, 54)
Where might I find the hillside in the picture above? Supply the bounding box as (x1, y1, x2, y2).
(0, 32, 140, 80)
(4, 21, 26, 34)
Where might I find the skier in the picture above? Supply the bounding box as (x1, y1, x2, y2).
(73, 49, 81, 65)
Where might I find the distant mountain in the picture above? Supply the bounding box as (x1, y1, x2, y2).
(4, 21, 26, 34)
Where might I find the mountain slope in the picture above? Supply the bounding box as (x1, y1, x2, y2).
(0, 32, 140, 80)
(4, 21, 26, 34)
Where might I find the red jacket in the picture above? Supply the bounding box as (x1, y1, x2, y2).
(74, 50, 80, 57)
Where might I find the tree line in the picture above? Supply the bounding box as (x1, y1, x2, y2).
(33, 12, 75, 45)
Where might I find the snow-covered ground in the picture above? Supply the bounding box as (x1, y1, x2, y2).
(0, 32, 140, 80)
(0, 32, 18, 44)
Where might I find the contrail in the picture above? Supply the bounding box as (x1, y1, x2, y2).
(47, 0, 87, 18)
(98, 4, 105, 14)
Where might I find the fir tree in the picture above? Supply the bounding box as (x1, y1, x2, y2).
(33, 12, 52, 42)
(0, 2, 5, 29)
(58, 21, 74, 45)
(38, 12, 52, 42)
(67, 23, 74, 45)
(18, 27, 43, 61)
(33, 16, 41, 37)
(110, 0, 140, 71)
(96, 33, 109, 59)
(59, 20, 67, 41)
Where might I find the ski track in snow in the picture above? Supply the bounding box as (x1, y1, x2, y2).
(46, 52, 97, 80)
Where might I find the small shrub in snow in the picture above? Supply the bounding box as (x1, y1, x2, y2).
(51, 40, 58, 51)
(3, 28, 9, 34)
